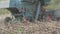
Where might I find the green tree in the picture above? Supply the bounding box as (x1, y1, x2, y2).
(0, 0, 2, 2)
(46, 0, 60, 10)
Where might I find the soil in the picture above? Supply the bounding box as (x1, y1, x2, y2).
(0, 14, 60, 34)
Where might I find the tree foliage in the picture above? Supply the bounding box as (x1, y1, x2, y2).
(0, 0, 2, 2)
(46, 0, 60, 10)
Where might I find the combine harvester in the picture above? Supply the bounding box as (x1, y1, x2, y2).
(0, 0, 50, 22)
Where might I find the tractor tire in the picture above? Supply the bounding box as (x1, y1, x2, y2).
(5, 17, 12, 22)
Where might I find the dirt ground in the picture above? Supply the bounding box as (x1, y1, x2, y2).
(0, 21, 60, 34)
(0, 14, 60, 34)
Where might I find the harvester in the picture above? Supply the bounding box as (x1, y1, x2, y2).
(0, 0, 50, 22)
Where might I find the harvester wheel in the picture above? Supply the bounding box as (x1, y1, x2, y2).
(5, 17, 12, 22)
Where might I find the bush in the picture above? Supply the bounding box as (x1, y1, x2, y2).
(0, 8, 10, 15)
